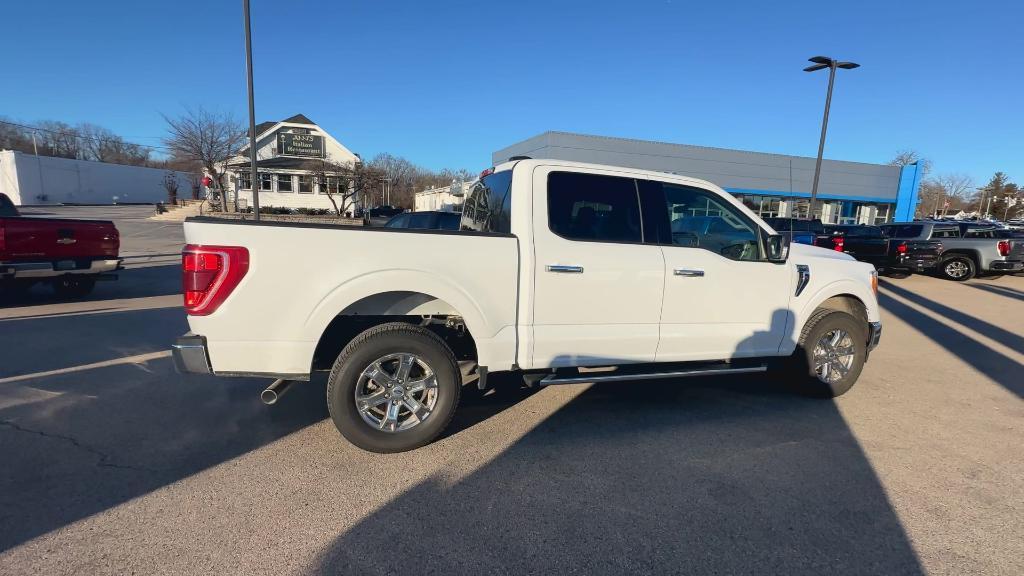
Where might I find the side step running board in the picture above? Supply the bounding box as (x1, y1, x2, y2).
(540, 365, 766, 386)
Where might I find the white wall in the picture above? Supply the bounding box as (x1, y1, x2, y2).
(414, 181, 471, 212)
(0, 150, 196, 205)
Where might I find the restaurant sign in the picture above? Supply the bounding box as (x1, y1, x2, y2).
(278, 132, 324, 157)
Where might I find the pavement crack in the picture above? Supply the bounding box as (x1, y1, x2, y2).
(0, 420, 155, 473)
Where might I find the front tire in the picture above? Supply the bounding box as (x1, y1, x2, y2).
(783, 309, 867, 398)
(326, 322, 461, 453)
(939, 256, 975, 281)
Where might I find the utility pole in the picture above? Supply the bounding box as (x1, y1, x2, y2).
(243, 0, 261, 220)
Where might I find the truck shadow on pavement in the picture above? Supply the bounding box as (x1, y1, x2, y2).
(0, 304, 329, 552)
(310, 374, 924, 575)
(0, 264, 183, 308)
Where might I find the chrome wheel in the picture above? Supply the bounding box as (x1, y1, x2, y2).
(354, 353, 438, 433)
(945, 260, 969, 279)
(812, 329, 856, 384)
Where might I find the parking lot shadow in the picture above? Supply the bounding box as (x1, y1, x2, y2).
(881, 280, 1024, 352)
(968, 282, 1024, 303)
(878, 289, 1022, 399)
(310, 375, 924, 575)
(0, 305, 328, 552)
(0, 264, 182, 308)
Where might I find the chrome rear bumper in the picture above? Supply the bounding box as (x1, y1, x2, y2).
(172, 333, 211, 374)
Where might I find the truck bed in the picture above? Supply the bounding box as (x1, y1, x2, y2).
(182, 217, 520, 376)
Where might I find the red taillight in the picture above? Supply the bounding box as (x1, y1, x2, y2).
(896, 242, 908, 254)
(997, 240, 1010, 257)
(181, 244, 249, 316)
(0, 223, 5, 252)
(479, 167, 494, 179)
(833, 237, 845, 252)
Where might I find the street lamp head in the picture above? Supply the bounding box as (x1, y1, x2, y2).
(808, 55, 832, 65)
(803, 63, 830, 72)
(836, 61, 860, 69)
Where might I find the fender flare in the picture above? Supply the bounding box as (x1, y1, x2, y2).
(303, 268, 492, 343)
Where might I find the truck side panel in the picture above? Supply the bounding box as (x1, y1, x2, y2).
(183, 221, 520, 376)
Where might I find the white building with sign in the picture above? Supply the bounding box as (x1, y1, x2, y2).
(221, 114, 361, 212)
(414, 180, 472, 212)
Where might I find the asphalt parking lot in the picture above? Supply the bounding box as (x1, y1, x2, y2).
(1, 207, 1022, 575)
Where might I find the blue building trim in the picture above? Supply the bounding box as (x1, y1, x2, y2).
(893, 162, 923, 222)
(723, 188, 896, 204)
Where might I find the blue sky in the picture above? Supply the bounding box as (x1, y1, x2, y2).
(3, 0, 1021, 186)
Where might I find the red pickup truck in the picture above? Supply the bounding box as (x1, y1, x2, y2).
(1, 193, 121, 298)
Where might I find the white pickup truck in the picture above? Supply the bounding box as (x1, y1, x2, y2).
(174, 159, 882, 453)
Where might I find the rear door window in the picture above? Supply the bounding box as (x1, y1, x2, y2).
(547, 172, 642, 243)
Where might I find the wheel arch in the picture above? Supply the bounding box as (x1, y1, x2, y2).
(308, 277, 487, 372)
(784, 280, 877, 356)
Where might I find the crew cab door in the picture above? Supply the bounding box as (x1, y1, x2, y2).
(529, 168, 665, 368)
(640, 179, 793, 361)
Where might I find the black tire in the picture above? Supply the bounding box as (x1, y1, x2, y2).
(52, 276, 96, 298)
(326, 322, 461, 453)
(938, 256, 975, 281)
(781, 309, 867, 398)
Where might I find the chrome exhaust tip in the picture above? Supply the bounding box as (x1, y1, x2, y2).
(261, 379, 295, 405)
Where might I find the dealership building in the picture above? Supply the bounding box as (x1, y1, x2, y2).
(493, 132, 922, 224)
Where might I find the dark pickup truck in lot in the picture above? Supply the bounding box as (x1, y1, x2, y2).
(880, 221, 1024, 281)
(823, 224, 944, 273)
(0, 193, 121, 298)
(765, 218, 943, 273)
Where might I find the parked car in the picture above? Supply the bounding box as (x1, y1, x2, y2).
(823, 224, 944, 273)
(368, 205, 404, 219)
(1, 193, 121, 298)
(880, 221, 1024, 281)
(763, 217, 828, 246)
(173, 159, 882, 453)
(385, 211, 461, 231)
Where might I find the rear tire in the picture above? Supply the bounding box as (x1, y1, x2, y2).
(52, 276, 96, 298)
(938, 256, 975, 281)
(781, 309, 867, 398)
(326, 322, 461, 453)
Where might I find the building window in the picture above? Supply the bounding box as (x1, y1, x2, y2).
(298, 175, 313, 194)
(277, 174, 293, 192)
(238, 172, 252, 190)
(260, 173, 272, 191)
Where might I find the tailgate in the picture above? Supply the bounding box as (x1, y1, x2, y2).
(1010, 240, 1024, 260)
(904, 240, 943, 257)
(0, 217, 119, 262)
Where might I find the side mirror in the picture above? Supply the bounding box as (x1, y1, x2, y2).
(766, 234, 790, 262)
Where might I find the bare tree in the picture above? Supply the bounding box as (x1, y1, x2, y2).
(162, 107, 245, 209)
(36, 121, 82, 159)
(889, 149, 933, 176)
(163, 171, 180, 205)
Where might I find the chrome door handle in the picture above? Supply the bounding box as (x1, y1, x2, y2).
(674, 268, 705, 277)
(546, 265, 584, 274)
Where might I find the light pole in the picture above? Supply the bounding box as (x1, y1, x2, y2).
(243, 0, 260, 220)
(803, 56, 859, 219)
